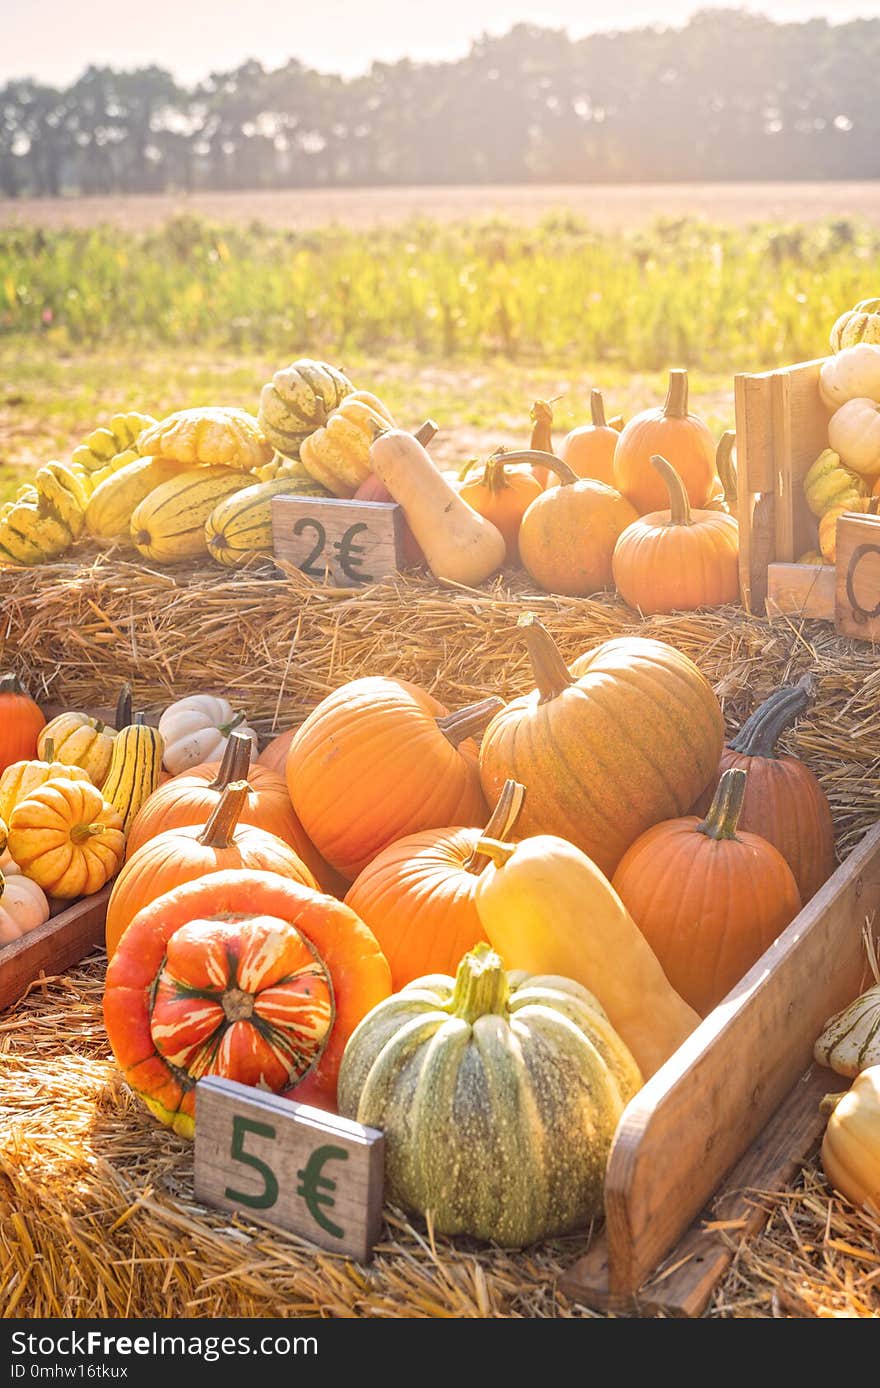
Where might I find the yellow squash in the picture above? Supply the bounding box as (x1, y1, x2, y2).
(136, 407, 273, 472)
(130, 466, 249, 562)
(101, 716, 165, 835)
(299, 392, 396, 497)
(205, 475, 332, 567)
(0, 741, 93, 821)
(86, 455, 193, 542)
(821, 1067, 880, 1214)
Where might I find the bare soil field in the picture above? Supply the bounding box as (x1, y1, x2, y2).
(2, 181, 880, 230)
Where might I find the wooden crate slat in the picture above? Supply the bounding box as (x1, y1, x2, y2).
(765, 562, 835, 622)
(734, 371, 776, 613)
(0, 884, 111, 1012)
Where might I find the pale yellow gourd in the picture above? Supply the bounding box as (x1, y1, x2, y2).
(821, 1067, 880, 1214)
(472, 833, 700, 1079)
(369, 428, 506, 585)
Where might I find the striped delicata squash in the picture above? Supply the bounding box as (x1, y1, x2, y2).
(102, 714, 165, 835)
(205, 475, 333, 567)
(86, 455, 193, 543)
(130, 466, 249, 563)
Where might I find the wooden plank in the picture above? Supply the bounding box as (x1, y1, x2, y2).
(272, 496, 403, 586)
(771, 370, 796, 563)
(766, 562, 835, 622)
(194, 1076, 385, 1262)
(734, 372, 776, 613)
(564, 821, 880, 1304)
(0, 884, 111, 1012)
(834, 510, 880, 642)
(782, 359, 833, 561)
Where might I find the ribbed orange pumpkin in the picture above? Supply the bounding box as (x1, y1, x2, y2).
(478, 614, 724, 879)
(0, 674, 45, 775)
(558, 389, 618, 486)
(612, 454, 740, 614)
(286, 681, 501, 882)
(518, 454, 638, 597)
(105, 780, 317, 958)
(257, 728, 295, 775)
(344, 779, 524, 989)
(612, 768, 802, 1016)
(458, 456, 542, 565)
(693, 678, 836, 903)
(613, 370, 716, 514)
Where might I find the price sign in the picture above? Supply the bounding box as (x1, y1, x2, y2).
(194, 1077, 385, 1262)
(835, 510, 880, 641)
(271, 496, 404, 586)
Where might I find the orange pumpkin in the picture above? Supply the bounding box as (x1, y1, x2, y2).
(344, 779, 524, 989)
(258, 728, 295, 775)
(518, 454, 638, 596)
(286, 680, 502, 882)
(479, 614, 724, 879)
(458, 456, 542, 565)
(103, 868, 392, 1134)
(8, 776, 125, 898)
(105, 779, 317, 958)
(558, 389, 618, 486)
(612, 454, 740, 614)
(613, 370, 716, 514)
(0, 674, 45, 776)
(613, 768, 802, 1016)
(692, 677, 835, 903)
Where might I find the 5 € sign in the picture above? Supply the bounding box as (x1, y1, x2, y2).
(194, 1077, 385, 1262)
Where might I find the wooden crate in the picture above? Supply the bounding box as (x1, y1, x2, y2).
(562, 822, 880, 1316)
(0, 884, 111, 1012)
(734, 357, 880, 638)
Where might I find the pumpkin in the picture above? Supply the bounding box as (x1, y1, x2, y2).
(814, 928, 880, 1078)
(257, 728, 295, 776)
(8, 777, 125, 898)
(612, 454, 739, 614)
(820, 1068, 880, 1214)
(338, 943, 642, 1247)
(457, 454, 542, 565)
(613, 369, 716, 514)
(287, 679, 501, 882)
(478, 614, 724, 879)
(299, 392, 396, 497)
(37, 685, 130, 784)
(703, 430, 738, 514)
(0, 673, 45, 775)
(827, 398, 880, 478)
(344, 778, 524, 989)
(517, 453, 638, 597)
(693, 677, 835, 903)
(473, 835, 698, 1079)
(104, 868, 391, 1133)
(0, 868, 51, 945)
(819, 343, 880, 409)
(158, 694, 258, 775)
(369, 428, 507, 586)
(803, 448, 867, 518)
(101, 714, 165, 836)
(130, 466, 250, 563)
(105, 779, 317, 958)
(258, 358, 354, 459)
(0, 739, 93, 822)
(830, 298, 880, 353)
(205, 475, 332, 567)
(612, 768, 802, 1017)
(135, 407, 273, 472)
(558, 389, 618, 486)
(819, 496, 875, 563)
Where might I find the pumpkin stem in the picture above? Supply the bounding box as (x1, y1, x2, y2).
(820, 1092, 847, 1116)
(519, 612, 575, 702)
(222, 986, 256, 1022)
(414, 420, 438, 447)
(728, 678, 813, 759)
(696, 767, 747, 842)
(651, 454, 692, 525)
(70, 822, 108, 844)
(664, 369, 690, 420)
(498, 449, 579, 487)
(43, 738, 55, 762)
(199, 780, 248, 848)
(209, 730, 252, 789)
(590, 389, 607, 428)
(465, 779, 526, 874)
(115, 683, 133, 730)
(716, 431, 738, 509)
(0, 673, 28, 696)
(472, 836, 517, 869)
(218, 709, 248, 739)
(436, 696, 505, 748)
(450, 942, 509, 1024)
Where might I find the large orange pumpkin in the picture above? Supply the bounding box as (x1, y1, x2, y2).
(478, 614, 724, 879)
(612, 768, 802, 1016)
(0, 674, 45, 776)
(693, 677, 836, 903)
(612, 454, 740, 614)
(613, 369, 716, 514)
(103, 868, 392, 1134)
(518, 455, 638, 597)
(558, 389, 618, 486)
(344, 778, 524, 989)
(105, 779, 317, 958)
(286, 680, 501, 882)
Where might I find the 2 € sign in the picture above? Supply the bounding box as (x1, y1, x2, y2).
(193, 1077, 385, 1262)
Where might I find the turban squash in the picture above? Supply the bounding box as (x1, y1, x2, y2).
(104, 868, 392, 1136)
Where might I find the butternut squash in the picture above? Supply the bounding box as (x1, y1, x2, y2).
(472, 833, 700, 1078)
(369, 428, 506, 585)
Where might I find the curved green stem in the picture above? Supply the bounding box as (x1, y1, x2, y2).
(696, 767, 746, 841)
(497, 449, 579, 486)
(728, 678, 813, 759)
(450, 942, 509, 1024)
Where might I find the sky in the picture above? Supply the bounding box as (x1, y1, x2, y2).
(4, 0, 880, 85)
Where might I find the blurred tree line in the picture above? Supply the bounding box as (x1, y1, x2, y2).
(2, 9, 879, 197)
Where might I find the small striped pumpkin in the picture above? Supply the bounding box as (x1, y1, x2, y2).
(130, 466, 248, 563)
(205, 476, 332, 568)
(101, 715, 165, 835)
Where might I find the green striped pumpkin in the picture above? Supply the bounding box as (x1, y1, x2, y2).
(101, 716, 165, 835)
(338, 943, 641, 1247)
(205, 476, 333, 568)
(130, 466, 248, 563)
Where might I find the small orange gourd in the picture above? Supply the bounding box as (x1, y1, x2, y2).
(458, 456, 542, 564)
(558, 390, 618, 486)
(613, 369, 716, 514)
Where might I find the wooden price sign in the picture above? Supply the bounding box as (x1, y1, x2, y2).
(271, 495, 404, 586)
(834, 509, 880, 642)
(194, 1077, 385, 1262)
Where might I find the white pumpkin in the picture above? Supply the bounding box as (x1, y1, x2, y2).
(827, 398, 880, 478)
(820, 345, 880, 410)
(158, 695, 258, 774)
(0, 871, 51, 946)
